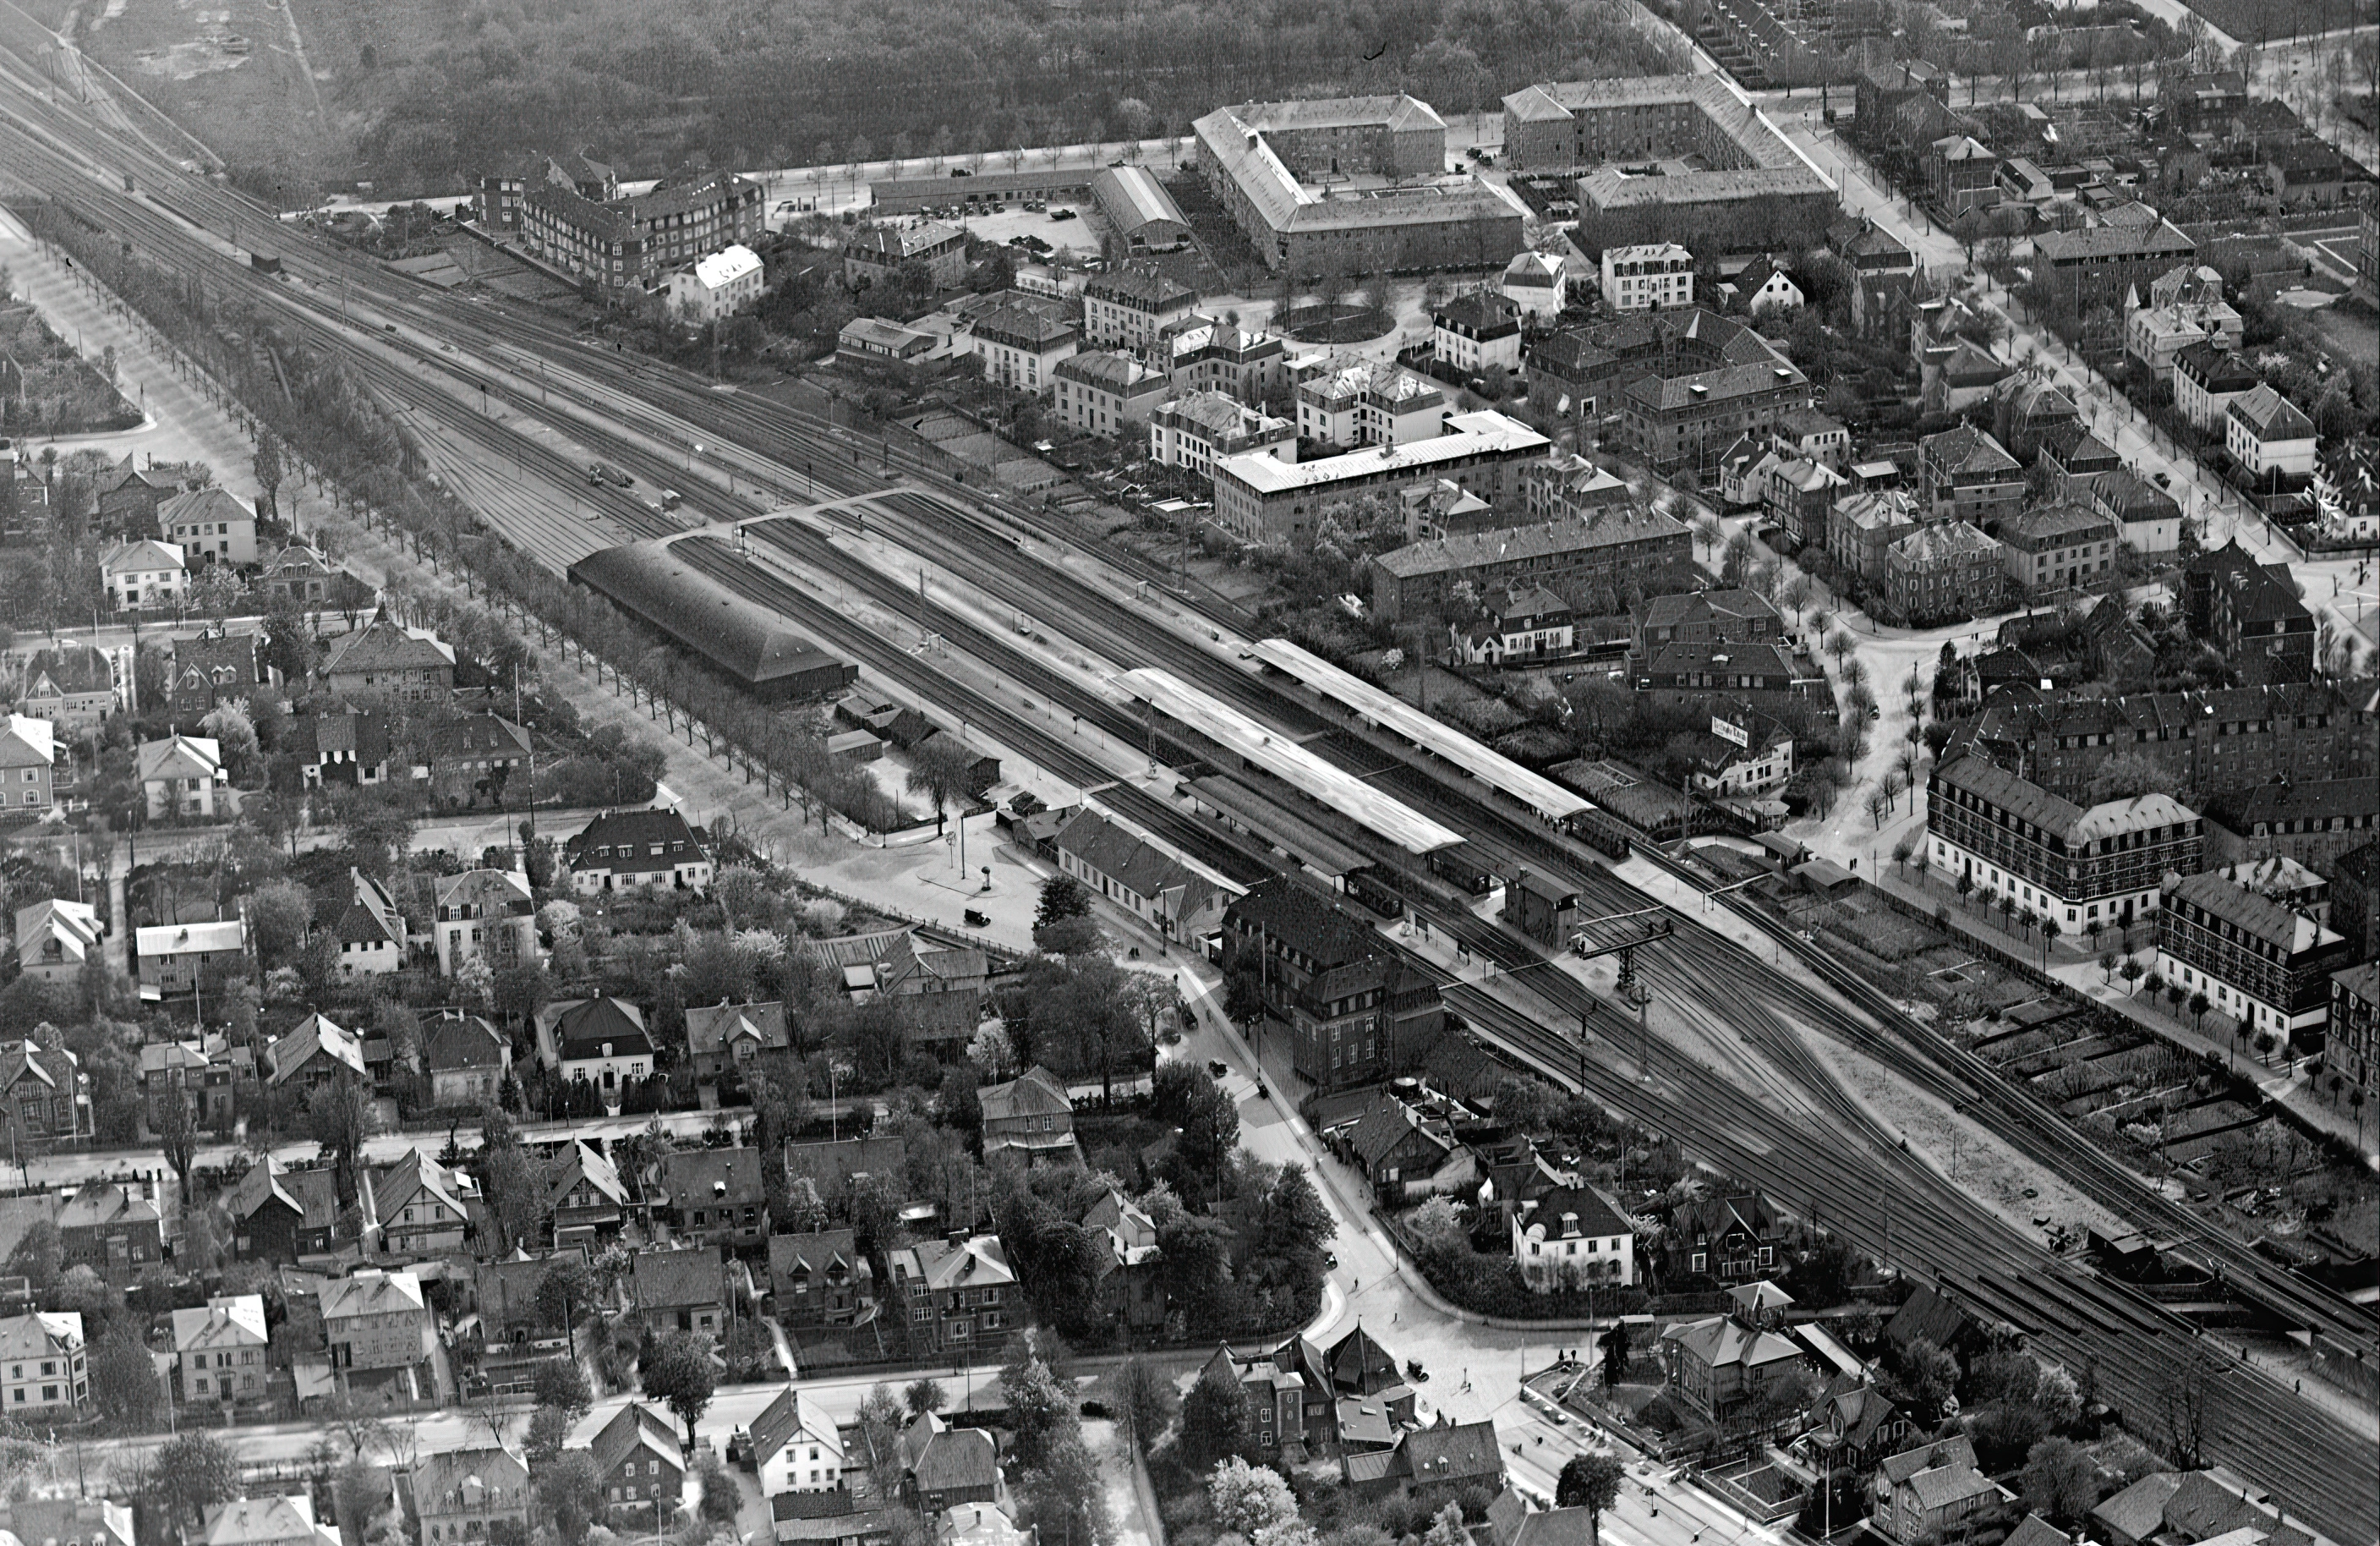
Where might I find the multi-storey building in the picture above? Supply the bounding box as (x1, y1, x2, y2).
(0, 1311, 89, 1414)
(320, 1269, 431, 1370)
(2226, 384, 2319, 485)
(2330, 842, 2380, 962)
(1081, 266, 1198, 354)
(519, 166, 763, 292)
(650, 1146, 769, 1247)
(16, 644, 119, 729)
(536, 998, 656, 1106)
(1829, 490, 1922, 586)
(584, 1403, 683, 1511)
(1927, 754, 2203, 932)
(1953, 683, 2372, 803)
(1369, 502, 1691, 625)
(1882, 521, 2003, 625)
(135, 918, 245, 998)
(958, 303, 1079, 395)
(1050, 352, 1172, 438)
(102, 540, 185, 611)
(368, 1149, 479, 1255)
(1762, 456, 1845, 551)
(886, 1233, 1016, 1359)
(771, 1229, 873, 1331)
(409, 1447, 531, 1546)
(1295, 359, 1446, 451)
(2157, 871, 2355, 1044)
(1161, 319, 1294, 403)
(58, 1180, 163, 1280)
(13, 899, 99, 985)
(1917, 425, 2023, 525)
(1214, 409, 1546, 547)
(565, 808, 714, 894)
(1220, 877, 1443, 1091)
(978, 1065, 1081, 1164)
(1191, 96, 1524, 274)
(1149, 392, 1296, 480)
(2330, 964, 2377, 1101)
(2033, 220, 2197, 310)
(326, 618, 455, 703)
(1828, 216, 1918, 337)
(1996, 502, 2118, 593)
(1924, 134, 2000, 217)
(2186, 542, 2313, 683)
(1616, 352, 1813, 477)
(1629, 588, 1781, 652)
(1431, 293, 1524, 376)
(2174, 343, 2261, 433)
(431, 868, 538, 978)
(1200, 1325, 1414, 1460)
(1518, 453, 1633, 525)
(2202, 780, 2380, 874)
(171, 1295, 268, 1406)
(841, 222, 968, 292)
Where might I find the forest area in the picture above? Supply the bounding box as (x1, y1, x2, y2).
(298, 0, 1682, 197)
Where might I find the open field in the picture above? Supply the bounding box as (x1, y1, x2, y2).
(74, 0, 328, 188)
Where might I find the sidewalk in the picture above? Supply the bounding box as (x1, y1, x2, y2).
(1874, 865, 2375, 1160)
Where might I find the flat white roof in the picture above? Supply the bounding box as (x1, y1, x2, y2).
(1116, 667, 1462, 856)
(1217, 410, 1547, 496)
(1249, 639, 1593, 821)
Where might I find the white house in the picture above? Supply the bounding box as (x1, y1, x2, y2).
(1430, 293, 1523, 378)
(1599, 243, 1693, 313)
(1688, 718, 1794, 796)
(1732, 255, 1803, 315)
(136, 735, 226, 820)
(665, 245, 765, 323)
(0, 1311, 88, 1413)
(1511, 1186, 1637, 1292)
(1147, 392, 1295, 480)
(2226, 386, 2317, 481)
(564, 808, 714, 894)
(1453, 585, 1575, 666)
(171, 1295, 269, 1405)
(158, 488, 260, 568)
(102, 541, 186, 610)
(14, 898, 102, 984)
(1501, 249, 1568, 321)
(749, 1385, 845, 1495)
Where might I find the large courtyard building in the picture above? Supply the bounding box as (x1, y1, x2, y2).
(517, 165, 764, 293)
(1192, 96, 1527, 275)
(1502, 77, 1836, 250)
(1927, 754, 2202, 932)
(1212, 410, 1547, 546)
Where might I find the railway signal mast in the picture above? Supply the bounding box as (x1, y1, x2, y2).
(1570, 910, 1672, 1088)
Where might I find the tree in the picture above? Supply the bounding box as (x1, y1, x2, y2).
(154, 1089, 200, 1196)
(692, 1449, 741, 1525)
(999, 1346, 1077, 1471)
(1598, 1319, 1632, 1389)
(525, 1404, 575, 1464)
(254, 430, 287, 524)
(906, 734, 977, 834)
(1555, 1454, 1625, 1532)
(90, 1324, 162, 1425)
(308, 1077, 377, 1200)
(150, 1433, 239, 1530)
(1210, 1457, 1300, 1538)
(640, 1329, 718, 1445)
(905, 1378, 948, 1418)
(1179, 1359, 1253, 1467)
(2021, 1436, 2098, 1522)
(1033, 914, 1107, 957)
(533, 1354, 592, 1418)
(1107, 1357, 1178, 1455)
(245, 879, 314, 970)
(1892, 1338, 1960, 1426)
(534, 1449, 603, 1546)
(2120, 957, 2145, 995)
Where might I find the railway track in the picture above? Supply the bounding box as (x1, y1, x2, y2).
(2, 24, 2372, 1531)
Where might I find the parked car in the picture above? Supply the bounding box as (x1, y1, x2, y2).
(1050, 208, 1077, 221)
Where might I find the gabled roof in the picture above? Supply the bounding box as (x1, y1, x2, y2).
(171, 1295, 269, 1352)
(540, 997, 653, 1061)
(903, 1233, 1016, 1292)
(59, 1179, 159, 1232)
(227, 1157, 340, 1228)
(421, 1010, 507, 1073)
(686, 1000, 792, 1058)
(427, 714, 531, 762)
(201, 1496, 331, 1546)
(158, 486, 256, 529)
(749, 1385, 840, 1466)
(979, 1065, 1072, 1122)
(369, 1149, 475, 1225)
(136, 735, 221, 785)
(550, 1140, 628, 1209)
(1399, 1419, 1503, 1483)
(101, 540, 186, 574)
(586, 1402, 683, 1477)
(631, 1246, 725, 1309)
(320, 1269, 425, 1320)
(2228, 383, 2315, 441)
(324, 617, 454, 676)
(564, 808, 710, 875)
(770, 1229, 865, 1285)
(409, 1448, 530, 1520)
(267, 1014, 367, 1086)
(1879, 1434, 1978, 1487)
(14, 898, 102, 972)
(1662, 1313, 1802, 1371)
(1921, 424, 2021, 477)
(906, 1420, 998, 1495)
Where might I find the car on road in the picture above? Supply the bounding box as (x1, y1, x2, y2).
(1206, 1060, 1228, 1077)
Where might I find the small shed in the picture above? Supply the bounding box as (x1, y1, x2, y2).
(1791, 858, 1860, 896)
(827, 729, 884, 763)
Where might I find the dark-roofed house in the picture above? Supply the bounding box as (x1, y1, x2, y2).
(651, 1147, 769, 1247)
(978, 1066, 1078, 1164)
(0, 1039, 84, 1146)
(2174, 343, 2261, 433)
(1628, 589, 1782, 653)
(1336, 1094, 1468, 1203)
(770, 1230, 873, 1329)
(630, 1247, 727, 1337)
(2090, 469, 2183, 556)
(2183, 541, 2312, 683)
(547, 1140, 628, 1246)
(1082, 1188, 1166, 1331)
(1994, 502, 2118, 593)
(686, 1001, 794, 1086)
(168, 631, 267, 719)
(426, 715, 532, 804)
(366, 1149, 478, 1255)
(266, 1013, 369, 1089)
(565, 808, 715, 895)
(898, 1412, 999, 1510)
(324, 618, 455, 703)
(771, 1490, 894, 1546)
(583, 1401, 684, 1510)
(408, 1446, 531, 1546)
(58, 1179, 163, 1280)
(1807, 1376, 1912, 1472)
(317, 869, 408, 980)
(1053, 351, 1173, 438)
(1883, 1284, 1973, 1356)
(1663, 1192, 1784, 1286)
(1222, 877, 1444, 1092)
(1874, 1436, 2005, 1546)
(95, 458, 174, 536)
(1918, 425, 2024, 526)
(432, 869, 538, 979)
(535, 998, 656, 1107)
(1343, 1418, 1504, 1504)
(1661, 1308, 1804, 1418)
(2033, 220, 2197, 309)
(227, 1159, 340, 1262)
(1082, 264, 1198, 354)
(16, 644, 119, 729)
(884, 1234, 1016, 1359)
(842, 220, 968, 289)
(1052, 809, 1230, 944)
(286, 710, 394, 789)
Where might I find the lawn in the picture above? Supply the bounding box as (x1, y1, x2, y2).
(0, 303, 141, 436)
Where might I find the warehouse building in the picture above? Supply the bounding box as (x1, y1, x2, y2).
(1091, 166, 1193, 252)
(569, 535, 858, 700)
